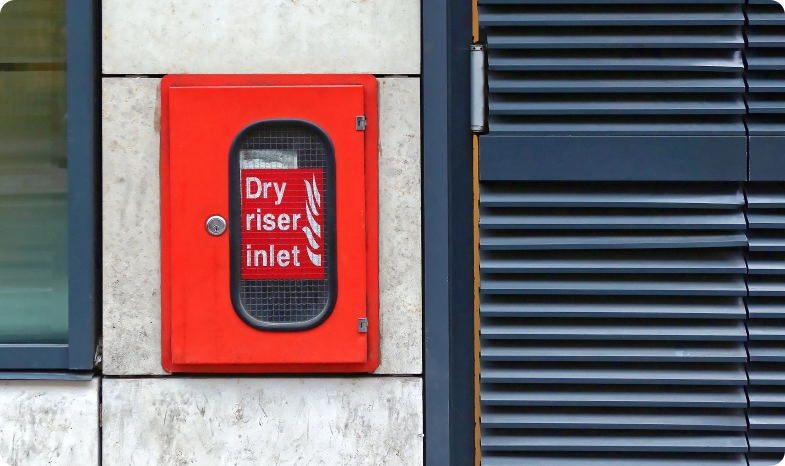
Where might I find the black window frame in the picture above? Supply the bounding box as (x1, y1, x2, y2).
(0, 0, 98, 372)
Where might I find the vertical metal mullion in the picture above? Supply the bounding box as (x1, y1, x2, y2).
(66, 0, 98, 370)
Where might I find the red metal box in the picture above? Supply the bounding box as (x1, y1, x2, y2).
(160, 75, 379, 372)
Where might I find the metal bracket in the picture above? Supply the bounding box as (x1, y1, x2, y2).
(470, 44, 487, 133)
(358, 318, 368, 333)
(356, 116, 367, 131)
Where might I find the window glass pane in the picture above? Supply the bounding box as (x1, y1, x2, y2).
(0, 0, 67, 343)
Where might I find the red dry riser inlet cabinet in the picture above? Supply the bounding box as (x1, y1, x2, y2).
(160, 74, 379, 372)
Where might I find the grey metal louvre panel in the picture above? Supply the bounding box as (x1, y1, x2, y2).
(479, 183, 748, 465)
(745, 2, 785, 179)
(745, 184, 785, 454)
(479, 1, 746, 138)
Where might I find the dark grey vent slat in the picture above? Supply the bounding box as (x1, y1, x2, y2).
(481, 274, 747, 296)
(480, 250, 746, 274)
(488, 95, 746, 115)
(749, 302, 785, 318)
(481, 344, 747, 361)
(748, 387, 785, 407)
(747, 435, 785, 452)
(488, 52, 744, 72)
(481, 297, 747, 318)
(482, 410, 747, 430)
(487, 118, 747, 136)
(481, 322, 747, 341)
(480, 210, 747, 230)
(747, 95, 785, 113)
(478, 9, 744, 27)
(481, 232, 748, 250)
(481, 386, 747, 407)
(749, 236, 785, 251)
(481, 433, 748, 452)
(749, 322, 785, 339)
(748, 12, 785, 26)
(487, 31, 744, 50)
(748, 278, 785, 297)
(488, 75, 745, 93)
(748, 345, 785, 361)
(479, 185, 745, 208)
(482, 363, 748, 385)
(746, 73, 785, 92)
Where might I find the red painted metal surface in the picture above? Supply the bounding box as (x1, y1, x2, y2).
(160, 74, 379, 372)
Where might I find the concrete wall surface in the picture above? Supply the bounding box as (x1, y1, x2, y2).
(102, 0, 420, 75)
(102, 377, 423, 466)
(102, 77, 423, 376)
(0, 378, 99, 466)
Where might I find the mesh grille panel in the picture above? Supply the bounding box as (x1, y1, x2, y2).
(238, 125, 331, 324)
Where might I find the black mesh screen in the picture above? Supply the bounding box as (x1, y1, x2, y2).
(238, 125, 331, 324)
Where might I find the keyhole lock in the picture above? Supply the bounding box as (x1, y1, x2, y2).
(206, 215, 226, 236)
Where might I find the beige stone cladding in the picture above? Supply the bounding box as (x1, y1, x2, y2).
(102, 77, 422, 376)
(0, 378, 99, 466)
(102, 377, 423, 466)
(102, 0, 420, 75)
(102, 78, 167, 376)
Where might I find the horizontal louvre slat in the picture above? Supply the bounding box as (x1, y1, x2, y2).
(481, 322, 747, 340)
(480, 250, 746, 273)
(480, 184, 745, 208)
(488, 51, 743, 72)
(487, 30, 743, 49)
(482, 274, 747, 295)
(481, 232, 748, 250)
(481, 296, 747, 318)
(480, 210, 747, 230)
(487, 116, 747, 136)
(747, 434, 785, 452)
(489, 95, 746, 115)
(482, 410, 747, 430)
(747, 95, 785, 113)
(488, 73, 745, 93)
(746, 72, 785, 92)
(481, 433, 748, 452)
(483, 363, 747, 385)
(478, 7, 744, 27)
(748, 362, 785, 385)
(748, 345, 785, 362)
(482, 385, 747, 407)
(482, 343, 747, 361)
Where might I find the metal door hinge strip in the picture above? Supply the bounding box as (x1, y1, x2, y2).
(471, 44, 487, 133)
(356, 116, 367, 131)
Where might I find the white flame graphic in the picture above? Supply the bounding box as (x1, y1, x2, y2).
(303, 174, 322, 267)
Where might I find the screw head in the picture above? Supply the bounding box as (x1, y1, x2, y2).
(206, 215, 226, 236)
